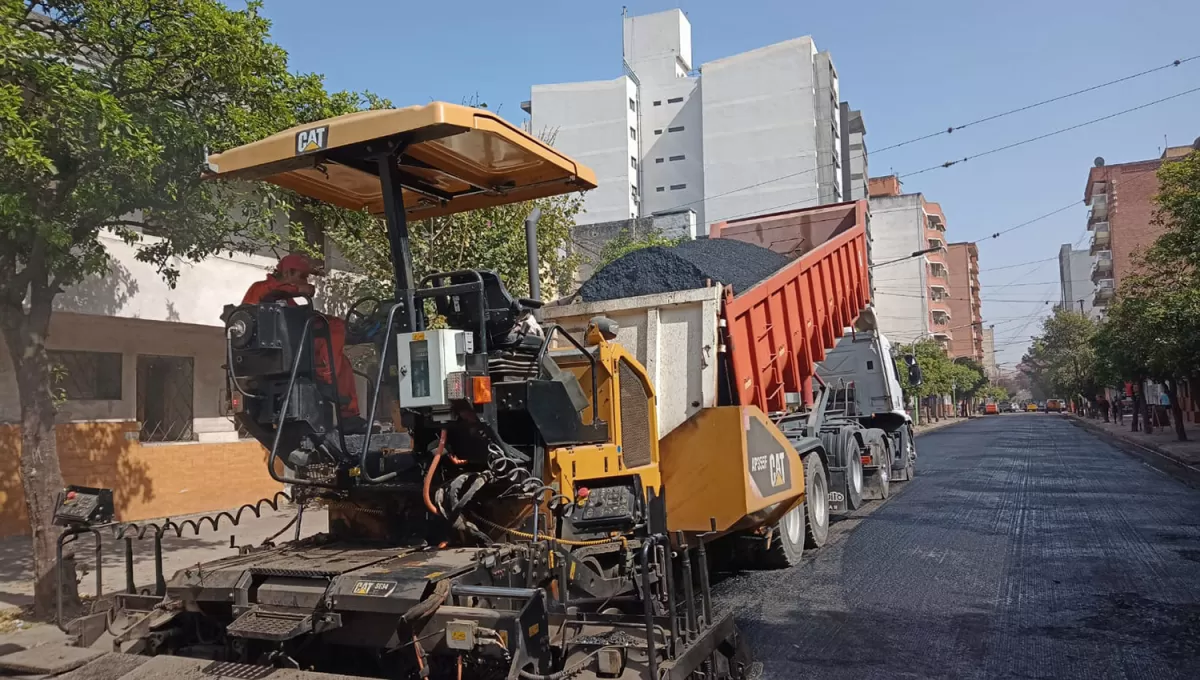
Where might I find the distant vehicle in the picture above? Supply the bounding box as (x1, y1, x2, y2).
(999, 401, 1015, 413)
(1046, 398, 1065, 413)
(984, 403, 999, 415)
(1026, 402, 1039, 412)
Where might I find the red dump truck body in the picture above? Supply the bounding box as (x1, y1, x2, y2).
(712, 200, 871, 410)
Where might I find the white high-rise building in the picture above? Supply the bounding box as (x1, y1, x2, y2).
(525, 9, 845, 233)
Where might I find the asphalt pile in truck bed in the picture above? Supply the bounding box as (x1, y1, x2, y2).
(578, 238, 792, 302)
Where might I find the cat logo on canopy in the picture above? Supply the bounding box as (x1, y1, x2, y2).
(295, 125, 329, 155)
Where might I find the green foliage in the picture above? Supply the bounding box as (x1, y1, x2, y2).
(1022, 308, 1099, 399)
(597, 228, 686, 268)
(0, 1, 304, 295)
(978, 385, 1009, 402)
(894, 339, 986, 399)
(1092, 150, 1200, 392)
(315, 194, 586, 307)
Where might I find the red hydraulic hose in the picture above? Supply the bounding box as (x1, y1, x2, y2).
(423, 430, 448, 515)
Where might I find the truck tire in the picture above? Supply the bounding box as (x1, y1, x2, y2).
(820, 430, 863, 513)
(802, 451, 830, 549)
(862, 433, 891, 501)
(901, 425, 916, 481)
(757, 503, 806, 569)
(839, 429, 865, 511)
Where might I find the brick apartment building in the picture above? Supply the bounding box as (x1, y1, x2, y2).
(946, 242, 983, 360)
(1084, 144, 1197, 314)
(1083, 142, 1199, 422)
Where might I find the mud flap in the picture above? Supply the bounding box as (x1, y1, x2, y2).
(827, 467, 847, 513)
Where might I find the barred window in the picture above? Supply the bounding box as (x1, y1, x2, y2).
(137, 355, 194, 443)
(48, 350, 122, 401)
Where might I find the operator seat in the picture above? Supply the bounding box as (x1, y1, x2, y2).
(431, 269, 542, 350)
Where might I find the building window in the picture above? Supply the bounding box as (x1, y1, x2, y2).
(629, 98, 637, 112)
(656, 186, 665, 192)
(48, 350, 122, 401)
(655, 158, 664, 163)
(851, 173, 864, 180)
(667, 96, 683, 104)
(669, 154, 685, 161)
(653, 100, 662, 106)
(670, 183, 686, 191)
(667, 126, 684, 133)
(630, 126, 637, 140)
(631, 156, 637, 169)
(850, 143, 864, 151)
(137, 355, 194, 442)
(654, 129, 663, 135)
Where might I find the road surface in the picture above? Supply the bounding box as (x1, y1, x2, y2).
(716, 414, 1200, 680)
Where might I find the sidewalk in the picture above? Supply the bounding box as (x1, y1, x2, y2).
(1068, 414, 1200, 469)
(914, 416, 969, 435)
(0, 506, 329, 648)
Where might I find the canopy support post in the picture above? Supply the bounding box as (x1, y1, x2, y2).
(377, 151, 418, 333)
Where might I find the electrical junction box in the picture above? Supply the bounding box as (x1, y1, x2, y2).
(396, 329, 473, 408)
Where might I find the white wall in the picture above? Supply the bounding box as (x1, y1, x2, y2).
(1058, 245, 1096, 317)
(624, 9, 692, 83)
(532, 77, 636, 224)
(640, 78, 704, 225)
(0, 313, 233, 436)
(55, 230, 278, 328)
(701, 37, 821, 229)
(869, 195, 930, 344)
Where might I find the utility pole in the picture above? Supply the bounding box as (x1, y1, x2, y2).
(1078, 299, 1085, 315)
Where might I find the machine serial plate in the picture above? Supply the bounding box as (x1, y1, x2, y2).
(352, 580, 397, 597)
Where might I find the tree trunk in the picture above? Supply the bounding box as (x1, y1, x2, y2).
(1166, 378, 1187, 442)
(0, 295, 79, 620)
(1131, 390, 1141, 432)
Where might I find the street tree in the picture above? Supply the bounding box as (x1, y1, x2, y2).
(1091, 149, 1200, 440)
(0, 0, 318, 617)
(1020, 308, 1099, 409)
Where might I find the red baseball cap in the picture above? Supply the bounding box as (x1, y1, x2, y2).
(277, 254, 322, 275)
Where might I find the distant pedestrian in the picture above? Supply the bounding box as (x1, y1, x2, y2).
(1097, 395, 1110, 423)
(1113, 397, 1124, 425)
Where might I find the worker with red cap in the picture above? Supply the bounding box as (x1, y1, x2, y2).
(243, 254, 365, 432)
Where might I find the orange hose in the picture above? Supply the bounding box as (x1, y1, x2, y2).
(423, 429, 448, 515)
(457, 655, 463, 680)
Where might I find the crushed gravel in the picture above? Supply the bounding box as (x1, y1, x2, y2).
(579, 239, 792, 303)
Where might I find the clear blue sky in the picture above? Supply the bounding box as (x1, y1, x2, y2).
(256, 0, 1200, 367)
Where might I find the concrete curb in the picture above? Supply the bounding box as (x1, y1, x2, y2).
(913, 417, 972, 437)
(1067, 414, 1200, 488)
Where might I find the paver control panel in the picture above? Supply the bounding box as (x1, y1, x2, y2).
(53, 485, 114, 527)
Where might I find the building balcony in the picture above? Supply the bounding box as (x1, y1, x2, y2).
(1089, 192, 1108, 221)
(1093, 278, 1115, 303)
(926, 214, 946, 231)
(1092, 251, 1113, 281)
(927, 237, 946, 251)
(1090, 223, 1110, 253)
(931, 309, 952, 326)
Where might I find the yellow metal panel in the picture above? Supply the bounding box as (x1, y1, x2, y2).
(205, 102, 596, 220)
(659, 406, 804, 535)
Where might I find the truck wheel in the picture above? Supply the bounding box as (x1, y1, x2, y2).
(862, 435, 891, 501)
(842, 430, 865, 511)
(757, 503, 806, 569)
(802, 452, 830, 549)
(902, 425, 916, 481)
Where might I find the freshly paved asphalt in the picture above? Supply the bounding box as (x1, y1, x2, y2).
(715, 414, 1200, 680)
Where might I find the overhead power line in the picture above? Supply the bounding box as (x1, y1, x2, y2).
(651, 54, 1199, 219)
(873, 55, 1199, 154)
(899, 85, 1200, 179)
